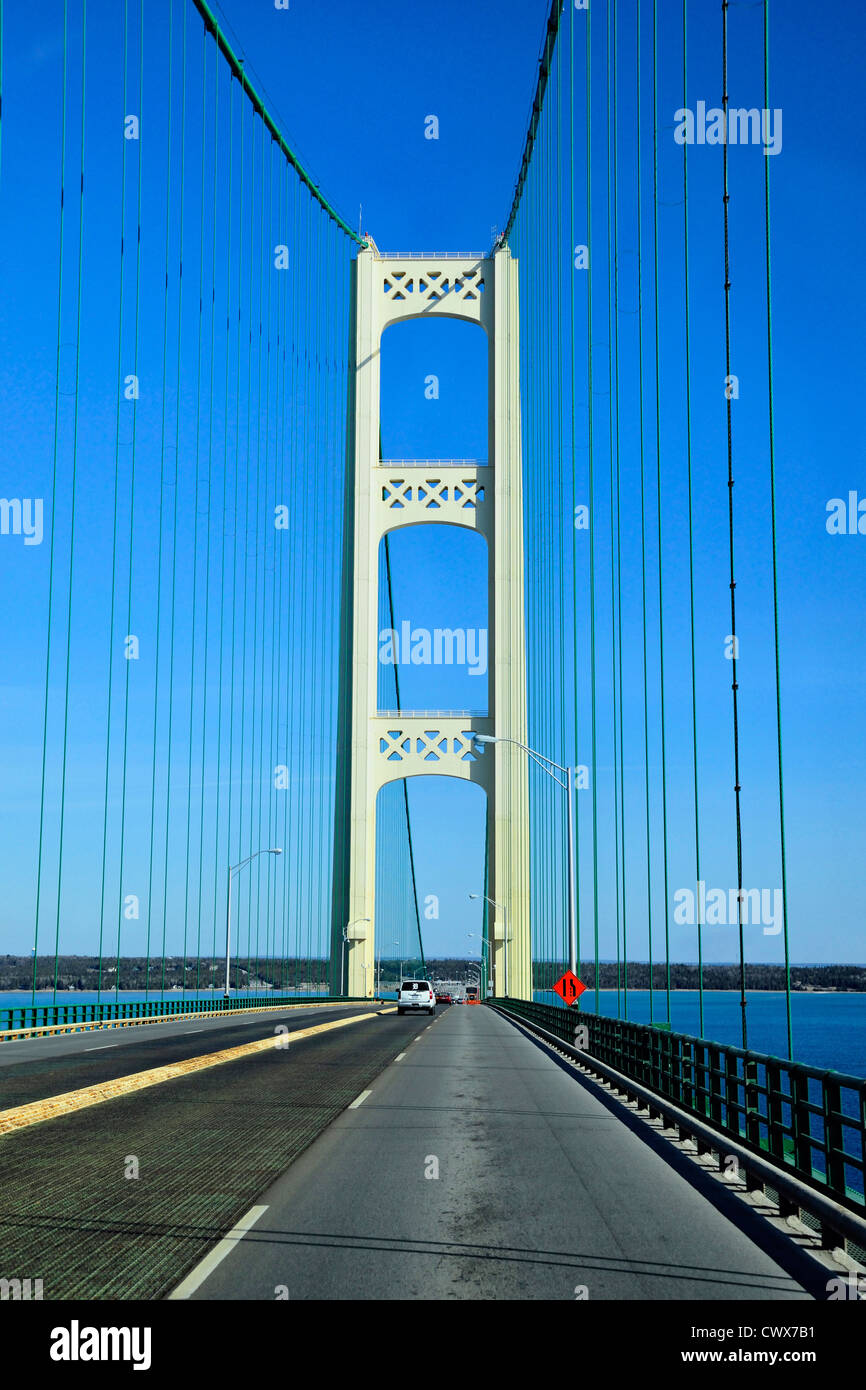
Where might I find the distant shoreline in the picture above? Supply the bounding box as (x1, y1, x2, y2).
(2, 954, 865, 996)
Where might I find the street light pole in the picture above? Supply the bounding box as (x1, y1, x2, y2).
(224, 848, 282, 998)
(470, 894, 509, 997)
(566, 764, 577, 978)
(468, 931, 492, 994)
(475, 734, 578, 981)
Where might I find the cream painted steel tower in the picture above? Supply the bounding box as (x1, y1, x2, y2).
(331, 243, 530, 1000)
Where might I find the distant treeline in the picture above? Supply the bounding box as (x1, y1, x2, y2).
(1, 953, 428, 993)
(2, 955, 864, 993)
(0, 955, 331, 993)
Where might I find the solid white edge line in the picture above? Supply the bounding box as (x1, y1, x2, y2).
(168, 1204, 269, 1300)
(348, 1089, 371, 1109)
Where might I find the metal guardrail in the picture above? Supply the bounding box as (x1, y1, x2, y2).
(493, 997, 866, 1218)
(376, 710, 487, 719)
(378, 459, 489, 469)
(0, 993, 368, 1038)
(377, 252, 489, 261)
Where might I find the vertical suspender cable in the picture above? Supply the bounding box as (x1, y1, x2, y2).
(114, 0, 144, 999)
(250, 111, 267, 991)
(53, 0, 87, 1002)
(34, 0, 70, 1003)
(584, 0, 601, 1015)
(556, 14, 569, 981)
(263, 136, 278, 987)
(162, 0, 187, 996)
(283, 164, 300, 989)
(196, 22, 218, 994)
(682, 0, 704, 1035)
(213, 60, 233, 991)
(721, 0, 748, 1049)
(183, 12, 207, 999)
(763, 0, 792, 1059)
(606, 0, 622, 1018)
(612, 0, 628, 1019)
(0, 0, 4, 185)
(652, 0, 671, 1023)
(202, 28, 220, 986)
(145, 0, 174, 999)
(636, 0, 655, 1022)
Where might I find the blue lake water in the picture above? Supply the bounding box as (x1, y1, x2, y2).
(2, 987, 864, 1078)
(536, 989, 866, 1078)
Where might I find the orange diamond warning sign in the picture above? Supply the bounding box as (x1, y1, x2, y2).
(553, 971, 586, 1006)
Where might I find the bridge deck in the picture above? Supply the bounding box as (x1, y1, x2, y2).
(184, 1005, 817, 1300)
(0, 1004, 424, 1298)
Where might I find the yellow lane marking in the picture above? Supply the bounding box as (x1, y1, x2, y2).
(0, 999, 365, 1044)
(0, 1007, 395, 1137)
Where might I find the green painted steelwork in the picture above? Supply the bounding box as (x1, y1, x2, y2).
(502, 0, 563, 242)
(0, 994, 370, 1036)
(189, 0, 363, 244)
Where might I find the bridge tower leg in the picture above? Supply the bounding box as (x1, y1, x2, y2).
(331, 244, 531, 1001)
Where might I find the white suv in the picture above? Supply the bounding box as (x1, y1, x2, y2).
(397, 980, 436, 1016)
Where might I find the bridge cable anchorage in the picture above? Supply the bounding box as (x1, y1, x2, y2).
(721, 0, 748, 1050)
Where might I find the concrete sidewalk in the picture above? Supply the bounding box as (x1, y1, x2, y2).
(188, 1004, 816, 1300)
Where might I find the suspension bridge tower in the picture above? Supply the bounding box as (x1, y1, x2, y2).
(331, 242, 531, 1000)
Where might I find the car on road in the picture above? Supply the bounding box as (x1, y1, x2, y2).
(435, 992, 452, 1005)
(397, 980, 436, 1016)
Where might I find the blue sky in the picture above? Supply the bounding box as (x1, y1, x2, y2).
(1, 0, 865, 973)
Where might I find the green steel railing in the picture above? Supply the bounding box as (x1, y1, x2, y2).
(492, 997, 866, 1216)
(0, 994, 372, 1035)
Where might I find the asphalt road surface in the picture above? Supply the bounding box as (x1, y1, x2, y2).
(0, 1004, 431, 1298)
(185, 1004, 817, 1301)
(0, 1001, 382, 1109)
